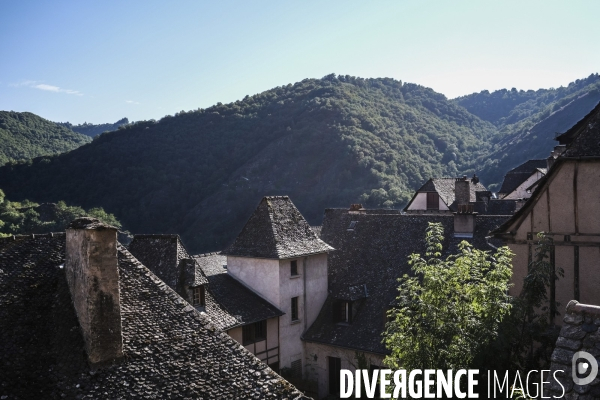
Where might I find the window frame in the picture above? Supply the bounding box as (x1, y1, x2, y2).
(242, 320, 267, 345)
(192, 285, 205, 307)
(334, 300, 352, 324)
(290, 260, 298, 277)
(291, 296, 299, 321)
(426, 192, 440, 210)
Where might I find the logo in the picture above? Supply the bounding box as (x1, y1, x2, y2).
(572, 351, 598, 386)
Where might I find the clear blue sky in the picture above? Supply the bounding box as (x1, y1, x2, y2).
(1, 0, 599, 124)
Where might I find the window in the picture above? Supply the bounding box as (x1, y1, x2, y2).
(334, 301, 352, 323)
(291, 297, 299, 321)
(242, 320, 267, 344)
(426, 192, 439, 210)
(291, 359, 302, 378)
(290, 260, 298, 276)
(192, 286, 205, 307)
(347, 221, 358, 231)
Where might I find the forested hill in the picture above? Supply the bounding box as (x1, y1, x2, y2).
(58, 118, 129, 137)
(455, 73, 600, 188)
(0, 111, 92, 165)
(0, 75, 500, 252)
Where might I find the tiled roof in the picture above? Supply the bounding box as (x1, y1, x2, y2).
(498, 159, 547, 195)
(0, 233, 307, 399)
(128, 234, 205, 289)
(560, 101, 600, 157)
(411, 177, 487, 209)
(224, 196, 334, 259)
(127, 235, 241, 331)
(303, 210, 508, 355)
(195, 253, 284, 327)
(473, 199, 518, 215)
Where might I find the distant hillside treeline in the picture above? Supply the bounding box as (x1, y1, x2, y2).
(1, 73, 599, 252)
(58, 118, 129, 137)
(0, 189, 122, 238)
(0, 111, 91, 166)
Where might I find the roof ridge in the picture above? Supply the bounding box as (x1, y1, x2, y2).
(0, 232, 66, 242)
(193, 252, 222, 258)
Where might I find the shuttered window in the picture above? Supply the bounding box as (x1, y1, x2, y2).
(426, 192, 439, 210)
(192, 286, 205, 307)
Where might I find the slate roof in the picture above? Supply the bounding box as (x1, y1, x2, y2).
(128, 234, 206, 289)
(224, 196, 334, 259)
(559, 101, 600, 157)
(407, 177, 487, 210)
(303, 210, 508, 355)
(473, 199, 518, 215)
(128, 235, 244, 331)
(498, 159, 548, 195)
(0, 233, 307, 399)
(195, 253, 284, 327)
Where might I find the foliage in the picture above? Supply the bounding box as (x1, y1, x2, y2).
(1, 73, 599, 252)
(0, 75, 500, 252)
(58, 118, 129, 137)
(0, 189, 122, 237)
(383, 222, 513, 371)
(0, 111, 91, 166)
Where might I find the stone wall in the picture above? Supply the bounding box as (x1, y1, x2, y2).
(548, 300, 600, 399)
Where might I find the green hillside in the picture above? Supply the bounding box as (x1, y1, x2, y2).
(0, 75, 499, 252)
(0, 111, 92, 165)
(455, 73, 600, 188)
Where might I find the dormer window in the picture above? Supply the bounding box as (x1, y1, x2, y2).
(192, 285, 205, 307)
(291, 260, 298, 276)
(334, 301, 352, 323)
(426, 192, 439, 210)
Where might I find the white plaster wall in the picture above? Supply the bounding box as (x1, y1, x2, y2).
(504, 171, 545, 199)
(278, 257, 306, 370)
(227, 256, 281, 306)
(227, 326, 243, 344)
(406, 192, 449, 210)
(304, 342, 385, 399)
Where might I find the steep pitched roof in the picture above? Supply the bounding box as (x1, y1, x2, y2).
(0, 233, 307, 399)
(195, 253, 284, 327)
(224, 196, 334, 259)
(303, 210, 508, 355)
(409, 177, 487, 210)
(560, 101, 600, 157)
(498, 159, 547, 195)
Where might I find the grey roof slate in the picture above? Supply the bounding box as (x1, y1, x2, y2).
(498, 159, 547, 195)
(409, 177, 487, 210)
(303, 210, 508, 355)
(195, 253, 284, 327)
(224, 196, 334, 259)
(559, 101, 600, 157)
(473, 199, 518, 215)
(0, 233, 307, 399)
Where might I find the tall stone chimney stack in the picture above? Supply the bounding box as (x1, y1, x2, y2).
(65, 217, 123, 365)
(455, 176, 470, 206)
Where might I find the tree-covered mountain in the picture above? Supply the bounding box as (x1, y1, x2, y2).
(58, 118, 129, 137)
(1, 73, 598, 252)
(455, 73, 600, 188)
(0, 75, 500, 252)
(0, 111, 92, 166)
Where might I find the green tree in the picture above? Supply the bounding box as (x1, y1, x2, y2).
(383, 222, 513, 371)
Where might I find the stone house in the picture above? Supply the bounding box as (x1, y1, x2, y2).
(0, 218, 307, 399)
(128, 235, 284, 370)
(492, 102, 600, 323)
(222, 196, 333, 378)
(302, 207, 509, 398)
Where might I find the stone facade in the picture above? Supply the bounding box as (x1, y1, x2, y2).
(548, 301, 600, 399)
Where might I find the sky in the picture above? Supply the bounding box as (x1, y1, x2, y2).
(1, 0, 599, 124)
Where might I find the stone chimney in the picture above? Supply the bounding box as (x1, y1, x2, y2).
(65, 217, 123, 366)
(455, 176, 471, 206)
